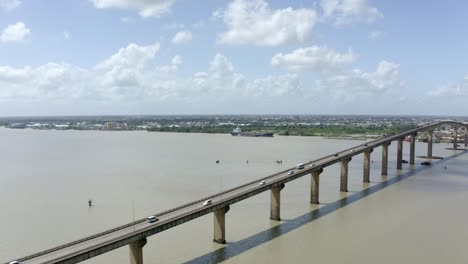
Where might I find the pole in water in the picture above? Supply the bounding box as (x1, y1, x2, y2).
(88, 199, 92, 207)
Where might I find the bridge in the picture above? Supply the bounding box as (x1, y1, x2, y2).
(6, 121, 468, 264)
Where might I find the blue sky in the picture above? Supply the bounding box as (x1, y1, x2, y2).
(0, 0, 467, 116)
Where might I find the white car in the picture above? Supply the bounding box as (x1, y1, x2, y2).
(9, 261, 21, 264)
(296, 163, 305, 169)
(288, 170, 294, 175)
(147, 215, 158, 223)
(203, 199, 212, 206)
(259, 180, 266, 185)
(310, 163, 315, 167)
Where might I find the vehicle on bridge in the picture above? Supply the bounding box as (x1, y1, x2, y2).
(296, 163, 305, 169)
(203, 199, 212, 206)
(147, 215, 158, 223)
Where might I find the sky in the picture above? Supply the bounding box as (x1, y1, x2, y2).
(0, 0, 467, 116)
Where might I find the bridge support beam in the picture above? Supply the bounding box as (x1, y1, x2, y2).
(213, 206, 230, 244)
(129, 237, 147, 264)
(310, 169, 323, 204)
(397, 138, 403, 170)
(410, 133, 416, 165)
(453, 127, 458, 149)
(340, 158, 351, 192)
(381, 143, 390, 176)
(270, 183, 285, 221)
(363, 149, 372, 183)
(427, 130, 433, 157)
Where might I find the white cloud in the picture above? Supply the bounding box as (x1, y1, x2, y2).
(321, 0, 383, 26)
(0, 44, 299, 105)
(369, 30, 384, 40)
(0, 22, 30, 43)
(158, 55, 182, 74)
(318, 60, 403, 99)
(96, 42, 160, 70)
(190, 54, 246, 96)
(215, 0, 318, 46)
(64, 31, 70, 40)
(271, 46, 357, 72)
(246, 74, 299, 96)
(428, 75, 468, 97)
(0, 0, 21, 11)
(190, 54, 300, 97)
(172, 30, 192, 45)
(89, 0, 175, 18)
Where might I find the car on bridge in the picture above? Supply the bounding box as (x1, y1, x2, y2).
(203, 199, 212, 206)
(147, 215, 158, 223)
(296, 163, 305, 169)
(288, 170, 294, 175)
(259, 180, 266, 185)
(9, 261, 21, 264)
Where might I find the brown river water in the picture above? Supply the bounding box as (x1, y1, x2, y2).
(0, 128, 467, 263)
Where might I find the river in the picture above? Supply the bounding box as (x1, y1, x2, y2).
(0, 128, 466, 263)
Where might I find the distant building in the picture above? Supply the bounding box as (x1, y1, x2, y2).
(105, 122, 128, 130)
(105, 122, 116, 130)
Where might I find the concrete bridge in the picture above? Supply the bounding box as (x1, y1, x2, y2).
(6, 121, 468, 264)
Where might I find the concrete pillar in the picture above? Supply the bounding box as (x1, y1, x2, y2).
(410, 133, 416, 165)
(363, 149, 372, 183)
(340, 157, 351, 192)
(270, 183, 285, 221)
(453, 127, 458, 149)
(381, 143, 390, 176)
(213, 206, 230, 244)
(310, 169, 323, 204)
(465, 129, 468, 147)
(129, 238, 147, 264)
(397, 138, 403, 170)
(427, 130, 433, 157)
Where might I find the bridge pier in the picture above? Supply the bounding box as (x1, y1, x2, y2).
(397, 138, 403, 169)
(381, 143, 390, 176)
(129, 237, 147, 264)
(453, 127, 458, 149)
(340, 158, 351, 192)
(427, 130, 433, 157)
(213, 206, 230, 244)
(310, 169, 323, 204)
(465, 131, 467, 147)
(410, 133, 416, 165)
(270, 183, 285, 221)
(363, 149, 372, 183)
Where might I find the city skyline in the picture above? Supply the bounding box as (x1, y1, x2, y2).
(1, 0, 467, 116)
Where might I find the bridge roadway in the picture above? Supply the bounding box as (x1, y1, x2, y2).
(9, 121, 468, 264)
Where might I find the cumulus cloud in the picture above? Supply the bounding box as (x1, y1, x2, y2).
(271, 45, 357, 72)
(1, 22, 30, 43)
(215, 0, 318, 46)
(0, 43, 299, 104)
(321, 0, 383, 26)
(318, 60, 403, 99)
(172, 30, 192, 45)
(246, 74, 299, 96)
(158, 55, 182, 74)
(428, 75, 468, 97)
(89, 0, 175, 18)
(0, 0, 21, 11)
